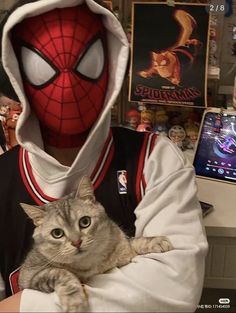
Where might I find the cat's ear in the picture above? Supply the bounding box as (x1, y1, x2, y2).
(151, 51, 156, 59)
(76, 176, 95, 203)
(20, 203, 45, 226)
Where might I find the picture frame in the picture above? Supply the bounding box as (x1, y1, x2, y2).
(129, 2, 210, 108)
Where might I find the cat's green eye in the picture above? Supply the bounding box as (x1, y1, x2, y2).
(79, 216, 91, 228)
(51, 228, 64, 239)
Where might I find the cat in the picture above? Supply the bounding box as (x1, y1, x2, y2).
(19, 176, 173, 312)
(138, 50, 181, 85)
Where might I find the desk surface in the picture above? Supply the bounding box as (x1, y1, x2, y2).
(197, 177, 236, 237)
(184, 149, 236, 238)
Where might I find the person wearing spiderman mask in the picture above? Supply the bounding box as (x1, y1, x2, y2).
(0, 0, 207, 312)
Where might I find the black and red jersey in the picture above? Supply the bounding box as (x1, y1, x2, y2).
(0, 127, 157, 297)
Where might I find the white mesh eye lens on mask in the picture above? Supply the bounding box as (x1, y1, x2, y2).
(76, 38, 104, 80)
(21, 46, 57, 86)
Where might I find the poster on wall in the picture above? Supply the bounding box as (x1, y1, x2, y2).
(129, 2, 210, 108)
(104, 1, 113, 10)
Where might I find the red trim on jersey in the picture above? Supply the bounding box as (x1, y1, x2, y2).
(19, 147, 42, 204)
(19, 130, 114, 203)
(9, 268, 20, 294)
(136, 133, 149, 203)
(19, 147, 56, 205)
(91, 129, 114, 190)
(136, 133, 157, 202)
(93, 144, 114, 190)
(24, 150, 56, 203)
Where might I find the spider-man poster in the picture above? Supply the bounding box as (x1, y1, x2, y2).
(104, 1, 112, 10)
(129, 2, 210, 108)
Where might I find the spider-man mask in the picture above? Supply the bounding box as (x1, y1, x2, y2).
(12, 4, 109, 148)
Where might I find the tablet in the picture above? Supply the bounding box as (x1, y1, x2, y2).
(193, 109, 236, 184)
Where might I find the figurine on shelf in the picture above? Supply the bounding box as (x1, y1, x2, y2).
(169, 113, 182, 127)
(0, 104, 9, 153)
(0, 104, 9, 140)
(208, 17, 218, 67)
(153, 108, 168, 136)
(185, 123, 199, 149)
(184, 111, 200, 129)
(125, 109, 141, 130)
(6, 106, 22, 148)
(136, 109, 154, 132)
(209, 39, 217, 66)
(136, 102, 147, 112)
(168, 125, 186, 149)
(232, 42, 236, 56)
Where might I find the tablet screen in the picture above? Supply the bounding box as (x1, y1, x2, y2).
(193, 111, 236, 183)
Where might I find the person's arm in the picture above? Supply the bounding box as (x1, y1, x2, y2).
(0, 292, 22, 312)
(0, 290, 61, 313)
(4, 137, 208, 312)
(85, 137, 208, 312)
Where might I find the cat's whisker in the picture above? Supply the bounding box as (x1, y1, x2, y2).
(38, 250, 66, 270)
(83, 238, 94, 245)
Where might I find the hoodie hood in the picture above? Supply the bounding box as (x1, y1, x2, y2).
(1, 0, 129, 180)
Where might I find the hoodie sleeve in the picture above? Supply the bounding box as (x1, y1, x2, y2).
(20, 137, 208, 312)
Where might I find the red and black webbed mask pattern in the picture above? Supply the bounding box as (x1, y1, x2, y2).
(12, 4, 109, 148)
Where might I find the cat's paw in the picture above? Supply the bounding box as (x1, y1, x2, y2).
(61, 300, 87, 313)
(60, 290, 88, 313)
(153, 236, 173, 253)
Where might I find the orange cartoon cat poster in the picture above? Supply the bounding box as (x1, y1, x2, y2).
(129, 2, 210, 108)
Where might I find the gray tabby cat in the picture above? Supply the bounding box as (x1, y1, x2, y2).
(19, 176, 173, 312)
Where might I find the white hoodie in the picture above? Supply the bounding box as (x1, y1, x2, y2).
(0, 0, 208, 311)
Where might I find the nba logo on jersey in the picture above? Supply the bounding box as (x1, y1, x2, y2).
(117, 170, 127, 194)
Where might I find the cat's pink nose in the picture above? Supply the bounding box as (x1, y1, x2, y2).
(71, 240, 82, 248)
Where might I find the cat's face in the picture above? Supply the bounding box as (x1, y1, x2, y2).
(152, 51, 176, 78)
(38, 198, 108, 263)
